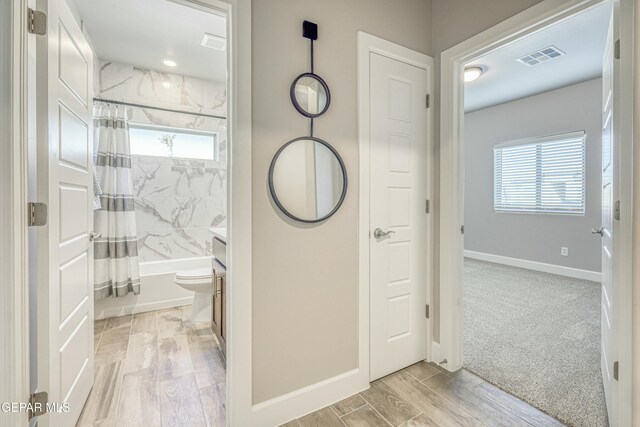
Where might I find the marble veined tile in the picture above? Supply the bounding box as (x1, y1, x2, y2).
(99, 61, 134, 101)
(132, 162, 172, 198)
(134, 68, 172, 105)
(132, 155, 171, 166)
(192, 198, 225, 229)
(169, 74, 204, 109)
(134, 198, 177, 231)
(135, 196, 224, 230)
(203, 168, 226, 199)
(170, 167, 211, 198)
(137, 230, 172, 262)
(137, 227, 212, 262)
(129, 107, 209, 130)
(172, 228, 212, 258)
(204, 81, 227, 117)
(172, 158, 205, 168)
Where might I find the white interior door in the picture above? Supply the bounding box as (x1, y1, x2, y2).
(370, 52, 428, 381)
(37, 0, 94, 425)
(600, 9, 618, 426)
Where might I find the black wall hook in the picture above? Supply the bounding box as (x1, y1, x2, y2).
(302, 20, 318, 40)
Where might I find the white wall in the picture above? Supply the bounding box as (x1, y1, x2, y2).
(464, 79, 602, 273)
(251, 0, 432, 404)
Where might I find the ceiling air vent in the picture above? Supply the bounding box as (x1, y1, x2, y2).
(201, 33, 226, 51)
(517, 46, 565, 66)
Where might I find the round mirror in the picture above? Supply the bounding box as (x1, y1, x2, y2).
(269, 137, 347, 223)
(290, 73, 331, 118)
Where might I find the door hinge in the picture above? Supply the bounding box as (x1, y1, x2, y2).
(425, 199, 430, 214)
(461, 225, 465, 235)
(614, 200, 621, 220)
(614, 39, 621, 60)
(613, 361, 619, 381)
(426, 304, 430, 319)
(426, 94, 430, 108)
(28, 202, 47, 227)
(28, 391, 48, 420)
(27, 8, 47, 36)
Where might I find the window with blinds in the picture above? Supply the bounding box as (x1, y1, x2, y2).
(494, 131, 586, 215)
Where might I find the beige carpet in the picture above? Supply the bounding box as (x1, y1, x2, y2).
(463, 258, 608, 427)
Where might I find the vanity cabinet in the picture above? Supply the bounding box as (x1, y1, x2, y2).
(211, 237, 227, 356)
(212, 259, 226, 355)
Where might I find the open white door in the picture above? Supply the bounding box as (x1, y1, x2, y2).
(369, 52, 429, 381)
(599, 8, 618, 426)
(37, 0, 95, 424)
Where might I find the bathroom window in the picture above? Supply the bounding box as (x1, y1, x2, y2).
(494, 131, 586, 215)
(129, 123, 219, 161)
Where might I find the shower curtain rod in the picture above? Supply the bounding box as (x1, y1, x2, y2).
(93, 97, 226, 120)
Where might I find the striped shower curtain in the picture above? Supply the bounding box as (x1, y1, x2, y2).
(93, 103, 141, 299)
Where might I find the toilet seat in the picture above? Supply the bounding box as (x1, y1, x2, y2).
(175, 268, 213, 284)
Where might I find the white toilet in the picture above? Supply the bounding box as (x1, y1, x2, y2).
(175, 267, 214, 323)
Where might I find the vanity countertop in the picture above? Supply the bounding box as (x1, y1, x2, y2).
(209, 227, 227, 243)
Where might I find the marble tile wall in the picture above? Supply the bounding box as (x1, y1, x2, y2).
(132, 155, 226, 262)
(96, 60, 228, 262)
(98, 60, 226, 118)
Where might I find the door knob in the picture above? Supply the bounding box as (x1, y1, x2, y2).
(591, 226, 604, 236)
(373, 228, 395, 239)
(89, 232, 102, 241)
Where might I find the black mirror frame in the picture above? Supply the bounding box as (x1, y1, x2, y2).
(268, 136, 347, 224)
(290, 72, 331, 118)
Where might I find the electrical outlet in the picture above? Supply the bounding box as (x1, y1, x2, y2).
(561, 247, 569, 257)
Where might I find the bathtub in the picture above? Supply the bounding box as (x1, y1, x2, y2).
(95, 256, 212, 320)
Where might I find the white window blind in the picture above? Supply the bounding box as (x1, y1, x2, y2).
(494, 131, 586, 215)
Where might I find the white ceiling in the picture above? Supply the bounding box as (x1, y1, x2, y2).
(464, 3, 612, 112)
(74, 0, 227, 82)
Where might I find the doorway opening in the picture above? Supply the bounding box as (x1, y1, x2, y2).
(463, 3, 612, 426)
(30, 0, 231, 425)
(462, 5, 611, 425)
(440, 0, 634, 426)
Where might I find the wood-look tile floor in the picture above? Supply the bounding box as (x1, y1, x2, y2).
(77, 305, 226, 427)
(282, 362, 566, 427)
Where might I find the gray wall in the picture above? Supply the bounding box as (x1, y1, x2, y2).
(464, 79, 603, 272)
(251, 0, 432, 404)
(430, 0, 543, 343)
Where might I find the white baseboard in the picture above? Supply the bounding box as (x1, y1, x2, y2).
(464, 250, 602, 282)
(252, 368, 369, 426)
(95, 296, 194, 320)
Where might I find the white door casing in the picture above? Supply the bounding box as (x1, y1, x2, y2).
(37, 0, 94, 425)
(369, 52, 429, 381)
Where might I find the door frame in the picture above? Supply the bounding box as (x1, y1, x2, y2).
(438, 0, 634, 424)
(357, 32, 435, 379)
(2, 1, 30, 426)
(171, 3, 253, 425)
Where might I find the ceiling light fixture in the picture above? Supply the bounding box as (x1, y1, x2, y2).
(163, 59, 177, 67)
(464, 66, 484, 82)
(201, 33, 226, 50)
